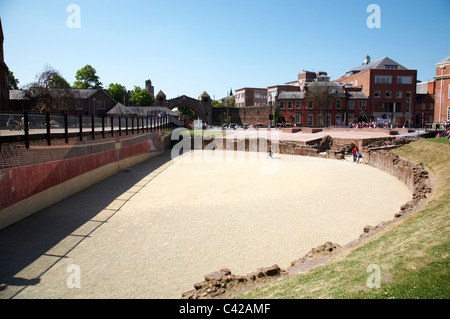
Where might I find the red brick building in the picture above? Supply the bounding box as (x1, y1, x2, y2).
(415, 81, 435, 127)
(0, 18, 9, 111)
(9, 88, 117, 116)
(334, 56, 417, 127)
(434, 56, 450, 126)
(276, 75, 369, 127)
(235, 87, 268, 107)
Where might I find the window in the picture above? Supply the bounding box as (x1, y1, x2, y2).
(348, 114, 354, 123)
(96, 100, 106, 109)
(396, 91, 402, 98)
(375, 75, 392, 84)
(430, 103, 434, 111)
(448, 85, 450, 99)
(308, 101, 314, 109)
(296, 114, 301, 124)
(406, 91, 412, 110)
(385, 65, 399, 69)
(397, 76, 412, 84)
(288, 101, 293, 109)
(308, 114, 313, 126)
(336, 100, 341, 109)
(279, 102, 285, 109)
(447, 106, 450, 121)
(374, 90, 381, 98)
(336, 114, 341, 126)
(349, 101, 354, 110)
(385, 91, 392, 98)
(76, 100, 83, 110)
(327, 101, 331, 109)
(422, 103, 426, 111)
(295, 101, 301, 110)
(359, 101, 366, 109)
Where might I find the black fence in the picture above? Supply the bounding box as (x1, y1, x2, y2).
(1, 111, 184, 148)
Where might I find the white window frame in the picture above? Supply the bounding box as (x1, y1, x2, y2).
(375, 75, 392, 84)
(397, 76, 412, 84)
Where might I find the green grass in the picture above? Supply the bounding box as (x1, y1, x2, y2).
(236, 138, 450, 299)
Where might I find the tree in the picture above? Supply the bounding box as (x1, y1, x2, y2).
(25, 64, 74, 112)
(227, 95, 236, 108)
(129, 86, 155, 106)
(73, 64, 102, 89)
(177, 106, 193, 116)
(273, 109, 280, 124)
(8, 71, 19, 89)
(211, 100, 222, 108)
(106, 83, 126, 103)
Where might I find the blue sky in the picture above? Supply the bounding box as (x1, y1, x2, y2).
(1, 0, 449, 100)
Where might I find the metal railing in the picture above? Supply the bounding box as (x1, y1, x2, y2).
(1, 111, 184, 148)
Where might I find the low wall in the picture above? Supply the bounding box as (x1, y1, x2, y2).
(0, 132, 170, 229)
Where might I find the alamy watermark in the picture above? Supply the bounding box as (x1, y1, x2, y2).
(171, 127, 280, 175)
(66, 4, 81, 29)
(366, 264, 381, 289)
(366, 4, 381, 29)
(66, 264, 81, 289)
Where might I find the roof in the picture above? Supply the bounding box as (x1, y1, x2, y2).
(107, 103, 177, 117)
(436, 56, 450, 66)
(235, 87, 268, 92)
(343, 57, 407, 77)
(199, 91, 210, 98)
(9, 88, 115, 101)
(345, 91, 369, 100)
(277, 92, 305, 100)
(416, 93, 434, 103)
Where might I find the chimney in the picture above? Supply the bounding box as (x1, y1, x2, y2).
(364, 55, 371, 65)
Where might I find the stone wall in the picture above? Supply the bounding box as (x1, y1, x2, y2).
(212, 106, 272, 125)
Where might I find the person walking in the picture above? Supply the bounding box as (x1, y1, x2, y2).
(267, 146, 273, 159)
(352, 146, 358, 162)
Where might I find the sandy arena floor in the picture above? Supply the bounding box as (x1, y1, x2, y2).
(1, 150, 412, 299)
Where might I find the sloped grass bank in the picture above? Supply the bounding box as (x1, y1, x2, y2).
(238, 138, 449, 299)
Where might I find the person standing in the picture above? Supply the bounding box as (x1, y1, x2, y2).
(352, 146, 358, 162)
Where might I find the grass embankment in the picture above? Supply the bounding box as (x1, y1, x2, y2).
(238, 138, 450, 299)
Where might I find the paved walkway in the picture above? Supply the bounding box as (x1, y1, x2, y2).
(0, 149, 412, 299)
(0, 151, 174, 298)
